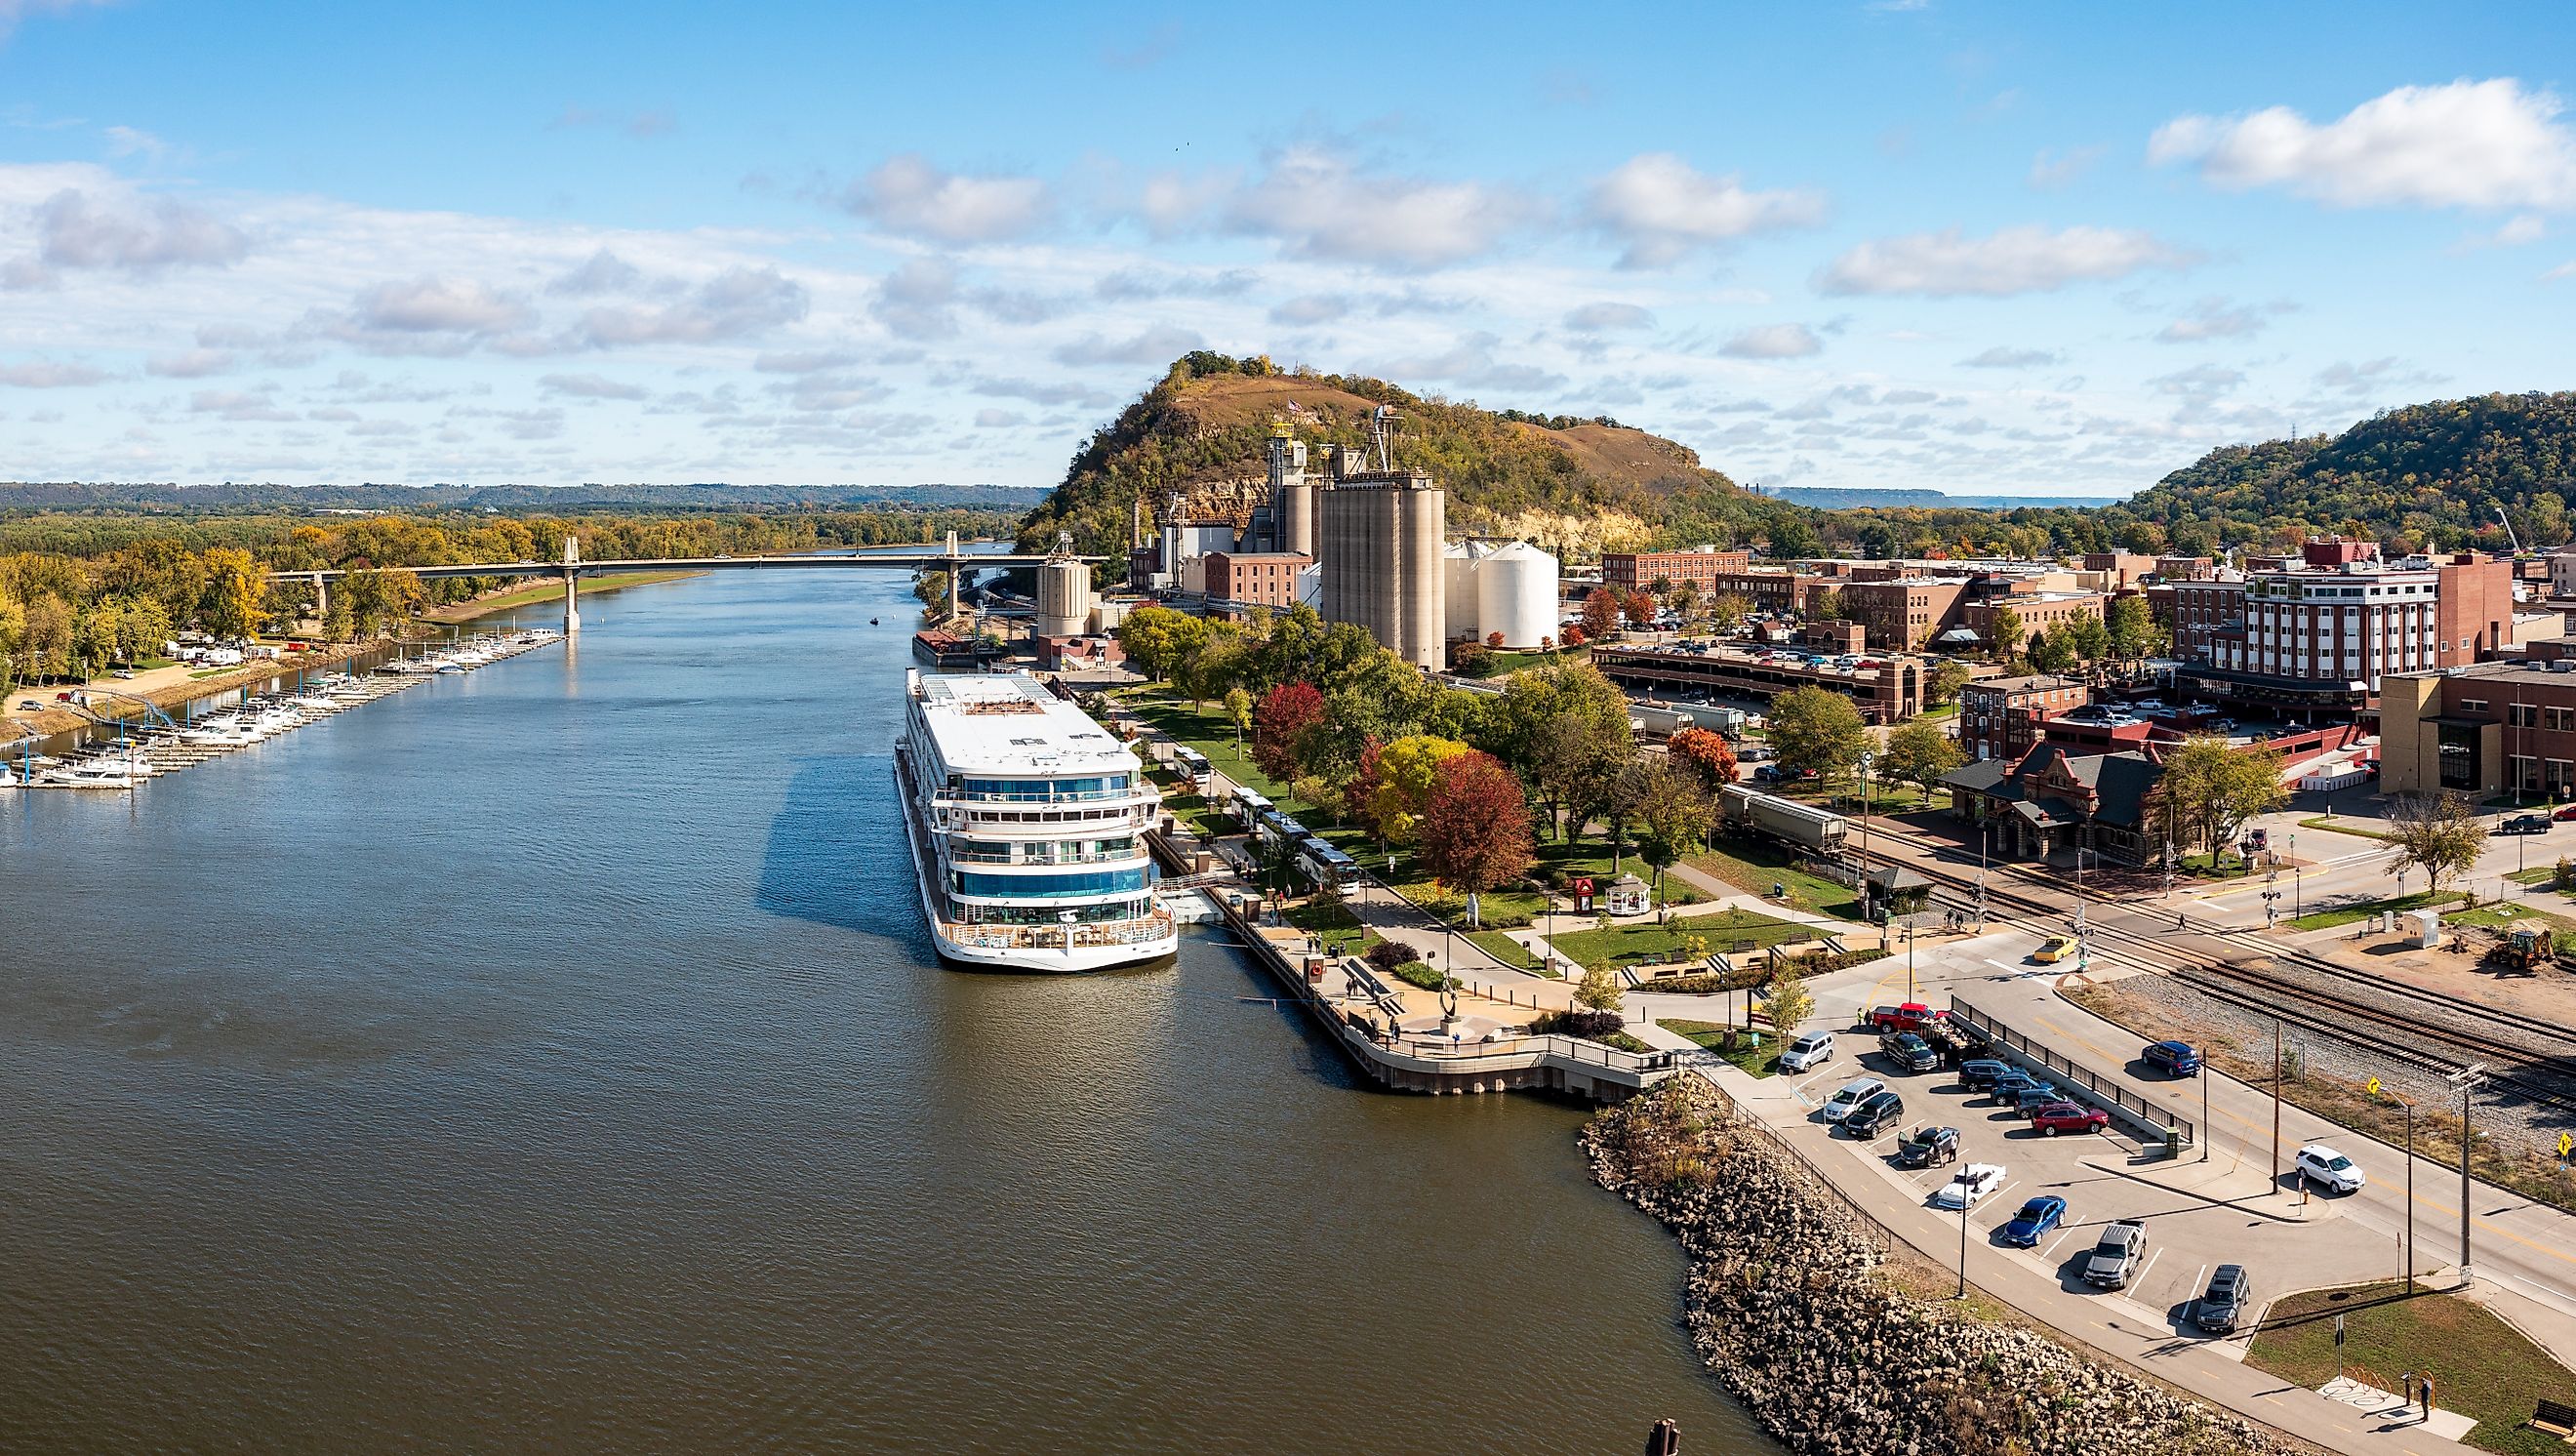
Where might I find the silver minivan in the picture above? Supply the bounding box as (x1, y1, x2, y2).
(1820, 1075, 1886, 1121)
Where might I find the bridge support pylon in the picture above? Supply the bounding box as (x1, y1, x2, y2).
(561, 535, 583, 635)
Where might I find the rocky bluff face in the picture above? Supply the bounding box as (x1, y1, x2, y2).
(1584, 1080, 2299, 1456)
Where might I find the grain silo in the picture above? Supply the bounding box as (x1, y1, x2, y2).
(1269, 427, 1315, 559)
(1473, 540, 1560, 649)
(1036, 532, 1093, 639)
(1319, 471, 1444, 669)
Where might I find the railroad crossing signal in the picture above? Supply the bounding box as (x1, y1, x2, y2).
(2366, 1076, 2381, 1098)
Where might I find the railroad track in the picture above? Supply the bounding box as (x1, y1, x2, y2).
(1844, 826, 2576, 1112)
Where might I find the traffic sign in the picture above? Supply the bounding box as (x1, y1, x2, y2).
(2560, 1131, 2573, 1161)
(2366, 1076, 2382, 1098)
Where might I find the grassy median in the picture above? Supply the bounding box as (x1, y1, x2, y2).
(2246, 1280, 2576, 1456)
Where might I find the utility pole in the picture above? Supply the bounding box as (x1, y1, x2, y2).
(2403, 1097, 2417, 1289)
(2450, 1065, 2485, 1279)
(2271, 1017, 2283, 1196)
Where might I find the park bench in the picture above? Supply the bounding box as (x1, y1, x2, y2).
(2527, 1397, 2576, 1442)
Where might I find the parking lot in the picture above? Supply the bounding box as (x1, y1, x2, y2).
(1780, 1011, 2404, 1348)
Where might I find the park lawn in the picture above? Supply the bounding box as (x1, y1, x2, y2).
(1544, 910, 1815, 970)
(2300, 814, 2395, 842)
(1122, 692, 1296, 799)
(1282, 899, 1379, 956)
(1660, 1019, 1779, 1077)
(2176, 852, 2255, 880)
(2288, 889, 2466, 931)
(2245, 1280, 2576, 1456)
(1687, 837, 1864, 921)
(1466, 929, 1555, 975)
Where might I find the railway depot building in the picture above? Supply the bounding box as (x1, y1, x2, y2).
(2376, 649, 2576, 798)
(2168, 539, 2513, 716)
(1940, 746, 2163, 866)
(1590, 643, 1929, 723)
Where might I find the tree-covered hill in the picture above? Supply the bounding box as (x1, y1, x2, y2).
(2109, 391, 2576, 555)
(1015, 352, 1823, 566)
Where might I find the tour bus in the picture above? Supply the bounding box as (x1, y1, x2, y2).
(1229, 786, 1273, 829)
(1298, 840, 1360, 893)
(1168, 745, 1212, 789)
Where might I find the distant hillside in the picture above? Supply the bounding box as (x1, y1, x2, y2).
(2112, 391, 2576, 552)
(1770, 487, 2119, 510)
(1016, 352, 1810, 563)
(0, 480, 1047, 516)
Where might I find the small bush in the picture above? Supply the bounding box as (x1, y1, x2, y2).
(1531, 1008, 1627, 1039)
(1390, 960, 1449, 991)
(2555, 857, 2574, 893)
(1363, 941, 1415, 976)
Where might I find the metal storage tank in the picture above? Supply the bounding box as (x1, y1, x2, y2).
(1036, 554, 1092, 639)
(1319, 472, 1444, 669)
(1294, 561, 1323, 609)
(1443, 542, 1484, 644)
(1475, 540, 1560, 649)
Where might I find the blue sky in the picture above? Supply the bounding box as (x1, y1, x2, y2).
(0, 0, 2570, 496)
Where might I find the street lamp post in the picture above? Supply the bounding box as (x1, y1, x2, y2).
(2450, 1065, 2485, 1278)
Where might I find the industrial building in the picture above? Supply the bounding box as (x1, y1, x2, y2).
(1600, 546, 1753, 594)
(1444, 540, 1560, 650)
(1318, 448, 1446, 669)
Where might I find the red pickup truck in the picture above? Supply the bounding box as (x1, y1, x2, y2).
(1867, 1002, 1948, 1032)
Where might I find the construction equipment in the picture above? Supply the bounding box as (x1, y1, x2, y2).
(2486, 926, 2551, 972)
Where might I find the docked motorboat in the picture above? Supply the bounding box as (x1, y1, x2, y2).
(39, 754, 141, 789)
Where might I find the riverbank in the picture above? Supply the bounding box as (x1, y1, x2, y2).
(1584, 1077, 2306, 1456)
(420, 570, 702, 624)
(3, 639, 386, 744)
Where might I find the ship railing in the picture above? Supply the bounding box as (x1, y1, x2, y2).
(943, 910, 1176, 950)
(945, 845, 1146, 866)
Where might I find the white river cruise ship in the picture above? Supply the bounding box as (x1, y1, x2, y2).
(895, 669, 1178, 972)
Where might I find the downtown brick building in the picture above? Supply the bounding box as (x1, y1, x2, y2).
(1599, 548, 1753, 594)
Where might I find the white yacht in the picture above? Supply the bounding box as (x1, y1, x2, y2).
(895, 669, 1176, 972)
(39, 753, 141, 789)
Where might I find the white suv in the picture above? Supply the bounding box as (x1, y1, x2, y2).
(1820, 1076, 1886, 1121)
(1781, 1032, 1835, 1072)
(2295, 1144, 2366, 1193)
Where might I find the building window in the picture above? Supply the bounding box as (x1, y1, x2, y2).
(2510, 703, 2540, 727)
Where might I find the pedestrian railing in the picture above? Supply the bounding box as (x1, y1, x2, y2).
(1949, 997, 2195, 1148)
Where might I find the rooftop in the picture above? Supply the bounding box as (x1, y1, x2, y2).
(910, 671, 1140, 775)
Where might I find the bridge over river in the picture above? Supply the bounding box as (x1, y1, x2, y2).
(269, 532, 1103, 632)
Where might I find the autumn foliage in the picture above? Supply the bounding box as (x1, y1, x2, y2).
(1419, 750, 1536, 910)
(1250, 680, 1325, 782)
(1666, 727, 1739, 791)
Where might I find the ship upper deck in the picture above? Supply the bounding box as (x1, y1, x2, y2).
(907, 671, 1142, 781)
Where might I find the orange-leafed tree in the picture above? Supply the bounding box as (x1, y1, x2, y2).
(1419, 750, 1536, 928)
(1667, 726, 1740, 791)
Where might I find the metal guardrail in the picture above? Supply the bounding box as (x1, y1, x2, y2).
(1949, 997, 2195, 1148)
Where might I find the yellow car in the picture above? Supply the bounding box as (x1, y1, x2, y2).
(2032, 935, 2080, 965)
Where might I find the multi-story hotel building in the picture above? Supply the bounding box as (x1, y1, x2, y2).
(2168, 540, 2514, 713)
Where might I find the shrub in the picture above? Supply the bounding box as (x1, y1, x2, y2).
(1532, 1008, 1627, 1039)
(1363, 940, 1416, 976)
(1390, 960, 1449, 991)
(2555, 857, 2574, 893)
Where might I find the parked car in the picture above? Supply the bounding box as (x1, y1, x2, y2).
(2295, 1144, 2367, 1193)
(1843, 1090, 1907, 1138)
(1895, 1124, 1960, 1168)
(1868, 1002, 1947, 1032)
(1958, 1058, 2014, 1090)
(2498, 814, 2552, 835)
(2011, 1084, 2070, 1116)
(110, 668, 137, 680)
(15, 700, 37, 710)
(2029, 1101, 2112, 1136)
(1878, 1031, 1940, 1073)
(1998, 1195, 2066, 1247)
(2555, 805, 2576, 823)
(2142, 1040, 2201, 1076)
(2195, 1264, 2253, 1334)
(2082, 1220, 2149, 1288)
(1821, 1077, 1887, 1122)
(1930, 1162, 2007, 1210)
(1989, 1072, 2049, 1106)
(2031, 935, 2080, 964)
(1780, 1032, 1835, 1072)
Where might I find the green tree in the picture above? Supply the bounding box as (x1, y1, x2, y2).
(2385, 792, 2486, 895)
(1760, 966, 1814, 1043)
(2104, 594, 2158, 662)
(1765, 685, 1870, 788)
(1114, 605, 1209, 683)
(1926, 659, 1973, 707)
(198, 546, 265, 641)
(1364, 734, 1470, 844)
(1633, 760, 1715, 904)
(1575, 960, 1625, 1013)
(2025, 625, 2077, 674)
(1707, 592, 1752, 634)
(2062, 612, 2111, 670)
(1223, 686, 1254, 752)
(1807, 586, 1848, 623)
(912, 569, 950, 615)
(1879, 718, 1963, 805)
(2149, 737, 2288, 866)
(1985, 604, 2026, 664)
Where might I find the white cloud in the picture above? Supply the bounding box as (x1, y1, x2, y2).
(1564, 301, 1654, 332)
(1584, 153, 1828, 267)
(2151, 78, 2576, 210)
(1220, 145, 1534, 268)
(348, 276, 534, 335)
(1052, 325, 1204, 367)
(1818, 224, 2199, 297)
(2156, 297, 2290, 344)
(188, 387, 297, 422)
(867, 258, 956, 342)
(1368, 332, 1566, 394)
(544, 249, 647, 296)
(20, 186, 247, 281)
(539, 372, 648, 400)
(2027, 145, 2105, 191)
(842, 154, 1053, 243)
(1959, 345, 2062, 368)
(0, 359, 105, 386)
(577, 266, 808, 347)
(1718, 323, 1822, 359)
(1268, 294, 1349, 325)
(752, 349, 859, 374)
(144, 347, 232, 377)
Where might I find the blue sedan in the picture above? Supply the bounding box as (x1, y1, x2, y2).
(1998, 1195, 2066, 1247)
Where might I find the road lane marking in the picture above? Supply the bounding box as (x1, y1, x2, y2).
(2135, 1247, 2163, 1288)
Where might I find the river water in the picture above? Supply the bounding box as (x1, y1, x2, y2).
(0, 566, 1773, 1454)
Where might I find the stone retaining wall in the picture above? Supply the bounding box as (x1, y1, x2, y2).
(1585, 1077, 2308, 1456)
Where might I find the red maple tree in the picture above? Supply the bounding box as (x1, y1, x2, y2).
(1419, 750, 1535, 926)
(1667, 727, 1740, 790)
(1580, 589, 1621, 640)
(1250, 680, 1324, 782)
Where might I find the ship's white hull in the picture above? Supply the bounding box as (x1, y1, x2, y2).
(894, 752, 1176, 974)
